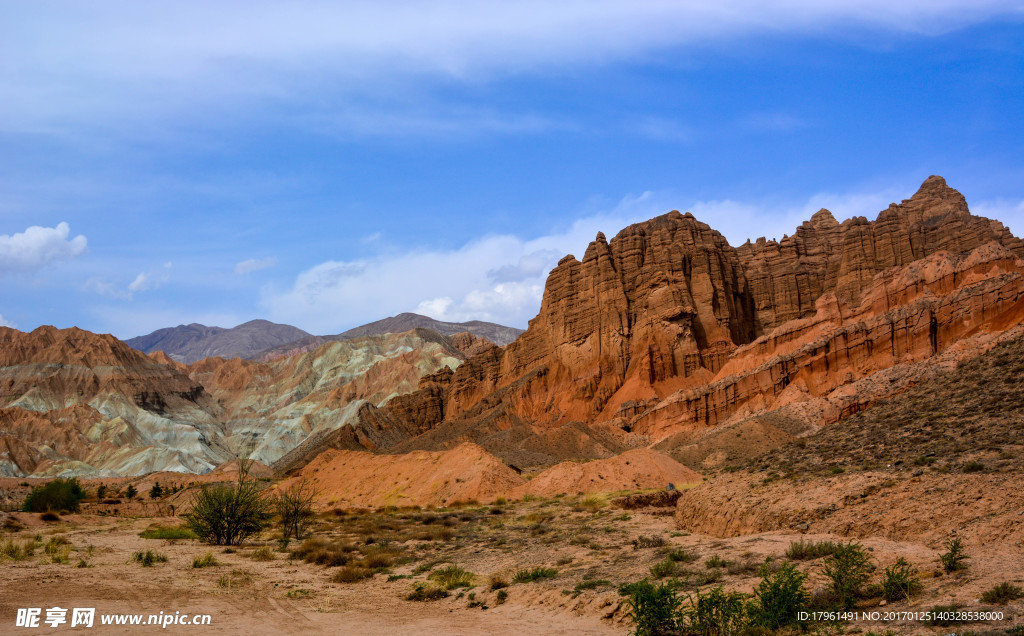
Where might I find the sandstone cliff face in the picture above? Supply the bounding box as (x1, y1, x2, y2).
(359, 177, 1024, 468)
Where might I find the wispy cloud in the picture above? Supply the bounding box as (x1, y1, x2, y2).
(0, 222, 87, 273)
(235, 256, 277, 275)
(2, 1, 1019, 139)
(0, 314, 16, 328)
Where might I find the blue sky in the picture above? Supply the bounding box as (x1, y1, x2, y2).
(2, 1, 1023, 338)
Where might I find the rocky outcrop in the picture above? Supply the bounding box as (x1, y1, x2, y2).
(357, 177, 1024, 467)
(0, 326, 469, 476)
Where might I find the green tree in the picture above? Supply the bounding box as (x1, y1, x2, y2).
(185, 458, 273, 546)
(24, 478, 86, 513)
(125, 484, 138, 500)
(149, 482, 164, 499)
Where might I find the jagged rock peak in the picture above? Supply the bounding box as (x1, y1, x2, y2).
(808, 208, 839, 229)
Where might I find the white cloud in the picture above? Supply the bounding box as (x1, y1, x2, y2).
(0, 222, 87, 273)
(82, 277, 132, 300)
(128, 273, 154, 293)
(263, 184, 920, 332)
(235, 256, 277, 275)
(1, 1, 1019, 137)
(0, 314, 15, 328)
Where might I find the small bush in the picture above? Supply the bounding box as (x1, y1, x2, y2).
(331, 566, 373, 583)
(574, 579, 612, 593)
(192, 553, 218, 568)
(429, 565, 474, 590)
(496, 589, 508, 604)
(705, 555, 731, 569)
(184, 459, 273, 546)
(40, 512, 61, 522)
(650, 558, 678, 579)
(512, 567, 558, 583)
(632, 535, 666, 550)
(275, 479, 317, 540)
(250, 546, 275, 561)
(132, 550, 168, 567)
(980, 582, 1024, 605)
(822, 542, 873, 609)
(939, 538, 969, 573)
(620, 580, 683, 636)
(962, 461, 985, 473)
(785, 539, 840, 560)
(407, 583, 449, 601)
(881, 558, 922, 602)
(749, 560, 810, 630)
(684, 586, 749, 636)
(24, 478, 85, 513)
(290, 537, 356, 567)
(489, 575, 509, 590)
(667, 547, 697, 563)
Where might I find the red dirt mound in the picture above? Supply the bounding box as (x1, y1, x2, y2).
(511, 448, 702, 498)
(281, 442, 525, 508)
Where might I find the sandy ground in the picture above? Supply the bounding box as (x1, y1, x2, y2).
(2, 495, 1023, 635)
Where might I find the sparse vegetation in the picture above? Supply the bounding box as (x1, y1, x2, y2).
(275, 479, 317, 540)
(250, 546, 275, 561)
(939, 537, 969, 573)
(785, 538, 840, 560)
(632, 535, 666, 549)
(512, 567, 558, 583)
(880, 557, 922, 602)
(407, 582, 449, 601)
(192, 552, 219, 568)
(132, 550, 168, 567)
(980, 582, 1024, 605)
(822, 542, 873, 609)
(428, 565, 474, 590)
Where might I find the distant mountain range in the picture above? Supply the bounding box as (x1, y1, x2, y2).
(125, 319, 311, 363)
(126, 313, 524, 363)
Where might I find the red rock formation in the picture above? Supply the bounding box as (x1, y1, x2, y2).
(360, 177, 1024, 466)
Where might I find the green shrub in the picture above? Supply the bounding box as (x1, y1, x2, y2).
(881, 558, 922, 602)
(192, 553, 218, 568)
(785, 539, 840, 560)
(184, 459, 273, 546)
(620, 580, 683, 636)
(822, 542, 873, 609)
(149, 482, 163, 499)
(650, 558, 678, 579)
(496, 589, 508, 605)
(667, 547, 697, 563)
(24, 478, 85, 513)
(749, 560, 809, 630)
(132, 550, 168, 567)
(683, 586, 749, 636)
(574, 579, 612, 593)
(939, 538, 969, 573)
(407, 583, 449, 601)
(512, 567, 558, 583)
(705, 555, 731, 569)
(980, 582, 1024, 605)
(429, 565, 474, 590)
(962, 461, 985, 473)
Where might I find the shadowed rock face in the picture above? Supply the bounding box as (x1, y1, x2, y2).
(353, 177, 1024, 468)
